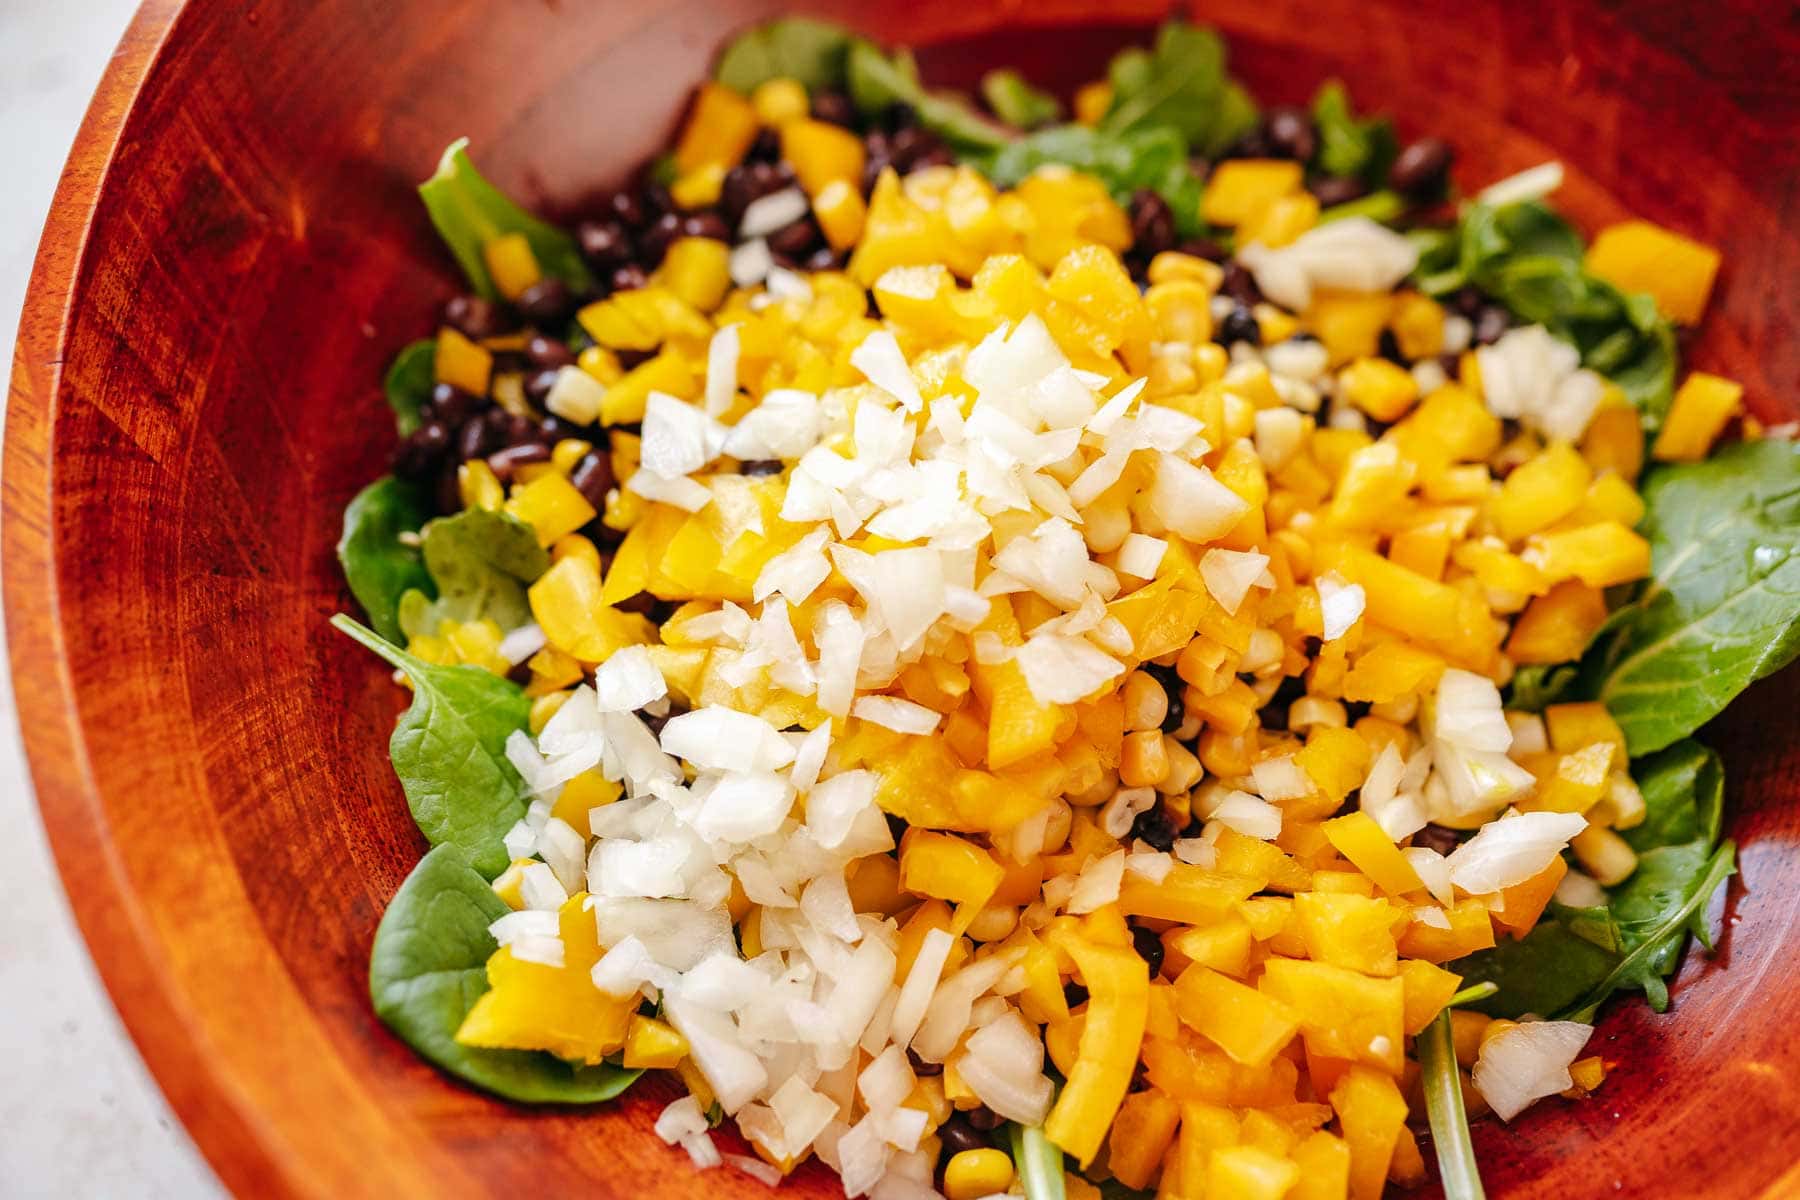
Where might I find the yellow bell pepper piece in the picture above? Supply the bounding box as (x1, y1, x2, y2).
(528, 555, 656, 664)
(782, 118, 867, 197)
(1042, 934, 1149, 1166)
(1488, 441, 1592, 542)
(1106, 1089, 1182, 1190)
(1260, 958, 1405, 1075)
(1202, 160, 1303, 226)
(482, 232, 541, 301)
(1523, 521, 1651, 588)
(621, 1013, 689, 1069)
(1584, 219, 1720, 324)
(435, 325, 493, 396)
(1329, 1067, 1407, 1200)
(1174, 965, 1300, 1068)
(1292, 892, 1399, 977)
(506, 472, 597, 547)
(1322, 812, 1424, 896)
(673, 82, 759, 175)
(1652, 371, 1742, 462)
(899, 831, 1004, 935)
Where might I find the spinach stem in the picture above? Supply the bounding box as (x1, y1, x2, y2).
(1420, 1009, 1486, 1200)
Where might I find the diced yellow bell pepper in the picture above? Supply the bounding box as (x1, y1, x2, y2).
(1304, 291, 1394, 367)
(528, 555, 656, 663)
(621, 1013, 689, 1069)
(1175, 965, 1300, 1068)
(1490, 854, 1568, 939)
(1167, 917, 1255, 980)
(1239, 190, 1319, 249)
(782, 118, 867, 198)
(1260, 959, 1404, 1074)
(490, 858, 532, 910)
(1506, 579, 1608, 664)
(1209, 1145, 1301, 1200)
(1396, 899, 1496, 962)
(506, 472, 598, 547)
(1292, 892, 1398, 977)
(1580, 401, 1645, 481)
(658, 237, 732, 313)
(1519, 741, 1616, 815)
(1106, 1089, 1182, 1190)
(674, 82, 760, 175)
(1329, 1067, 1407, 1200)
(1322, 812, 1424, 896)
(456, 894, 634, 1064)
(899, 831, 1004, 933)
(813, 179, 868, 252)
(749, 76, 809, 126)
(1545, 701, 1628, 756)
(1338, 357, 1419, 423)
(551, 770, 621, 837)
(1488, 441, 1592, 542)
(1202, 160, 1304, 226)
(1388, 291, 1445, 360)
(483, 232, 541, 301)
(1523, 521, 1651, 588)
(1341, 641, 1445, 705)
(1043, 934, 1150, 1166)
(1296, 726, 1374, 807)
(1289, 1130, 1353, 1200)
(1397, 959, 1462, 1036)
(1652, 372, 1742, 462)
(436, 325, 493, 396)
(1584, 219, 1720, 324)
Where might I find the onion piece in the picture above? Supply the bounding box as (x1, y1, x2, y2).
(1472, 1019, 1592, 1120)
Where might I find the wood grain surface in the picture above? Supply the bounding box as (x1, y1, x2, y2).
(4, 1, 1797, 1197)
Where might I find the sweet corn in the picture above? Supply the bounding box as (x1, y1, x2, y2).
(750, 76, 810, 126)
(1073, 80, 1113, 126)
(1120, 730, 1170, 788)
(1122, 671, 1170, 731)
(1571, 825, 1639, 886)
(944, 1149, 1013, 1200)
(814, 179, 868, 251)
(1339, 357, 1419, 423)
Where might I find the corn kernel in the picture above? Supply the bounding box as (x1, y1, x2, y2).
(750, 76, 810, 126)
(1288, 696, 1347, 732)
(944, 1148, 1013, 1200)
(1159, 737, 1202, 796)
(1121, 729, 1171, 788)
(1148, 251, 1224, 291)
(1339, 357, 1419, 422)
(814, 178, 869, 252)
(1389, 291, 1446, 360)
(458, 460, 505, 511)
(1073, 80, 1113, 127)
(482, 233, 541, 301)
(1122, 671, 1170, 732)
(1571, 825, 1639, 886)
(577, 345, 624, 386)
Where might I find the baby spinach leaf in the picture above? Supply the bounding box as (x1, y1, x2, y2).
(338, 477, 434, 644)
(1310, 80, 1397, 186)
(384, 339, 437, 437)
(1097, 21, 1256, 157)
(1505, 662, 1579, 712)
(370, 844, 642, 1102)
(419, 138, 595, 301)
(714, 17, 856, 94)
(408, 506, 550, 634)
(978, 124, 1205, 237)
(1580, 439, 1800, 755)
(1455, 741, 1735, 1020)
(333, 615, 531, 878)
(846, 40, 1009, 155)
(981, 69, 1062, 130)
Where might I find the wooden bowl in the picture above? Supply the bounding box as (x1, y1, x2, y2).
(7, 0, 1798, 1196)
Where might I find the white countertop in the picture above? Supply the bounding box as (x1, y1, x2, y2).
(1, 3, 224, 1194)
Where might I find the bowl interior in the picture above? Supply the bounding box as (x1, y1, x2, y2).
(7, 1, 1800, 1197)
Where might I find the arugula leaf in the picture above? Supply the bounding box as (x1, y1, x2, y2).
(338, 477, 435, 644)
(978, 125, 1204, 237)
(419, 139, 595, 301)
(384, 339, 437, 437)
(405, 507, 550, 635)
(1505, 662, 1579, 712)
(1455, 740, 1735, 1020)
(713, 17, 856, 94)
(981, 69, 1062, 130)
(845, 40, 1008, 155)
(1008, 1123, 1068, 1200)
(1310, 80, 1397, 186)
(1097, 21, 1257, 157)
(1419, 1010, 1486, 1200)
(333, 615, 532, 878)
(370, 844, 643, 1102)
(1577, 439, 1800, 754)
(1411, 200, 1677, 420)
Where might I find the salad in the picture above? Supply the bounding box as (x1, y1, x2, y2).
(334, 17, 1800, 1200)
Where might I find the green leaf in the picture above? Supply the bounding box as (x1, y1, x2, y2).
(981, 69, 1062, 130)
(408, 507, 550, 634)
(714, 17, 856, 94)
(338, 477, 434, 644)
(1419, 1010, 1486, 1200)
(370, 844, 643, 1102)
(1310, 80, 1398, 186)
(333, 616, 532, 878)
(1098, 21, 1255, 157)
(384, 339, 438, 437)
(418, 138, 595, 301)
(977, 124, 1206, 238)
(1455, 741, 1736, 1020)
(1317, 190, 1404, 227)
(845, 41, 1008, 156)
(1580, 439, 1800, 754)
(1008, 1123, 1067, 1200)
(1505, 662, 1579, 712)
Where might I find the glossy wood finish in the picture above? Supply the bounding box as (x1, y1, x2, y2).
(5, 1, 1797, 1196)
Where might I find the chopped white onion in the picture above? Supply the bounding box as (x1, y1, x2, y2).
(1447, 811, 1587, 894)
(1473, 1019, 1591, 1121)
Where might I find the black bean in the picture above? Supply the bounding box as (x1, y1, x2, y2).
(1220, 261, 1263, 306)
(1259, 673, 1308, 732)
(393, 419, 451, 479)
(882, 102, 919, 133)
(429, 382, 480, 428)
(518, 277, 574, 325)
(721, 160, 789, 226)
(487, 442, 552, 483)
(1379, 328, 1407, 365)
(811, 89, 856, 128)
(1309, 175, 1369, 208)
(610, 263, 649, 293)
(435, 461, 464, 514)
(1130, 807, 1179, 853)
(577, 219, 635, 270)
(1063, 980, 1090, 1009)
(504, 412, 542, 448)
(1414, 824, 1463, 857)
(637, 212, 684, 268)
(608, 189, 647, 229)
(888, 124, 935, 171)
(1438, 352, 1462, 380)
(965, 1106, 1004, 1133)
(746, 126, 781, 163)
(1128, 189, 1177, 259)
(1225, 126, 1277, 160)
(1390, 137, 1454, 198)
(1130, 924, 1166, 976)
(908, 145, 955, 173)
(1177, 237, 1227, 263)
(906, 1047, 942, 1077)
(1450, 286, 1486, 319)
(1217, 305, 1262, 347)
(456, 414, 494, 461)
(539, 414, 580, 442)
(443, 294, 503, 340)
(936, 1114, 989, 1160)
(570, 451, 616, 511)
(740, 460, 783, 477)
(525, 334, 576, 369)
(1473, 304, 1511, 346)
(680, 210, 731, 242)
(523, 367, 562, 405)
(1265, 106, 1318, 163)
(767, 218, 821, 260)
(639, 180, 676, 222)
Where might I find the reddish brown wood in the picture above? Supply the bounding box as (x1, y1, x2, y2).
(4, 1, 1797, 1197)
